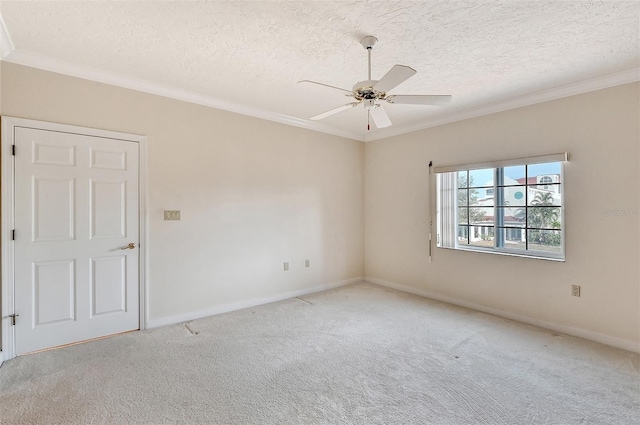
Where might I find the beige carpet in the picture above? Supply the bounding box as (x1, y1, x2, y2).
(1, 282, 638, 424)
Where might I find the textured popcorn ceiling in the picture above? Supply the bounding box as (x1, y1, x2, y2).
(1, 1, 639, 140)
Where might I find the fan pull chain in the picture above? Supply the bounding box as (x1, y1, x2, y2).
(367, 111, 370, 131)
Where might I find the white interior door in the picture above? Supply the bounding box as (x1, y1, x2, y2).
(13, 126, 140, 355)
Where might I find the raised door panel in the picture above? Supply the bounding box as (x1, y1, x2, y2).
(91, 256, 127, 316)
(33, 259, 76, 327)
(90, 148, 126, 170)
(91, 180, 126, 239)
(32, 142, 76, 166)
(33, 177, 76, 242)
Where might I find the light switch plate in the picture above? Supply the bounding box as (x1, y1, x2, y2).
(164, 210, 181, 221)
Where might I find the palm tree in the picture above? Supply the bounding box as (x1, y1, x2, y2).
(529, 191, 560, 245)
(530, 192, 559, 226)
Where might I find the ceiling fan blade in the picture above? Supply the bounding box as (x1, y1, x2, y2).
(298, 80, 353, 95)
(369, 105, 392, 128)
(374, 65, 417, 93)
(310, 102, 360, 121)
(386, 95, 452, 106)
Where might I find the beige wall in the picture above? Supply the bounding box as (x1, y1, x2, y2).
(365, 82, 640, 345)
(1, 63, 364, 322)
(2, 61, 638, 350)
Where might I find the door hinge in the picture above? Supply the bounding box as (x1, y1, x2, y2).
(12, 229, 15, 240)
(9, 314, 19, 326)
(12, 145, 15, 155)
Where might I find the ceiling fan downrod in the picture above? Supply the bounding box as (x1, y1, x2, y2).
(360, 36, 378, 81)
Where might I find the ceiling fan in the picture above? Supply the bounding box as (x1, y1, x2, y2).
(299, 36, 452, 130)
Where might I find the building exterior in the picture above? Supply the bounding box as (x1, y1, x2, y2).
(460, 174, 562, 245)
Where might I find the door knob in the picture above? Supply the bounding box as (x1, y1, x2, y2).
(121, 242, 136, 250)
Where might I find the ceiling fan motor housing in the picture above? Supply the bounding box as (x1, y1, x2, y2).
(352, 80, 386, 105)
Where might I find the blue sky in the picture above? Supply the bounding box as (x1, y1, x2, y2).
(463, 162, 561, 187)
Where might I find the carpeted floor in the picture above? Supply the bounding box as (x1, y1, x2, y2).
(0, 282, 638, 424)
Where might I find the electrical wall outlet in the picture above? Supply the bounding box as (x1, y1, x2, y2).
(571, 285, 581, 297)
(304, 259, 310, 268)
(164, 210, 181, 221)
(283, 262, 289, 271)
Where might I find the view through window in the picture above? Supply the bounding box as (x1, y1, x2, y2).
(436, 160, 564, 259)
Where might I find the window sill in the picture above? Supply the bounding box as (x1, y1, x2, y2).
(438, 245, 565, 262)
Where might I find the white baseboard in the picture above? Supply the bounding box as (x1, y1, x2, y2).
(365, 276, 640, 354)
(146, 277, 363, 329)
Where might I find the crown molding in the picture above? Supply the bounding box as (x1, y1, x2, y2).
(0, 14, 362, 140)
(1, 14, 637, 143)
(365, 67, 640, 142)
(0, 14, 14, 59)
(1, 50, 363, 142)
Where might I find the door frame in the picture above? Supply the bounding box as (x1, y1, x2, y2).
(1, 116, 148, 363)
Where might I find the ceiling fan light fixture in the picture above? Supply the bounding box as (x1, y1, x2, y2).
(363, 99, 376, 110)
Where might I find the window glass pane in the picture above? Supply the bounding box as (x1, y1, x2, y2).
(457, 189, 468, 206)
(502, 165, 525, 186)
(527, 229, 562, 254)
(469, 188, 492, 206)
(469, 226, 494, 247)
(496, 207, 526, 225)
(528, 162, 561, 178)
(469, 168, 494, 188)
(469, 189, 484, 205)
(528, 207, 562, 229)
(469, 207, 493, 225)
(457, 207, 469, 225)
(472, 188, 494, 207)
(528, 162, 561, 185)
(458, 225, 469, 244)
(497, 186, 526, 206)
(457, 171, 468, 188)
(499, 227, 526, 246)
(527, 188, 562, 206)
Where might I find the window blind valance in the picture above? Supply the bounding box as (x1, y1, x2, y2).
(432, 153, 568, 174)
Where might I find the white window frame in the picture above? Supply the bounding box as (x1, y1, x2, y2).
(433, 153, 568, 261)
